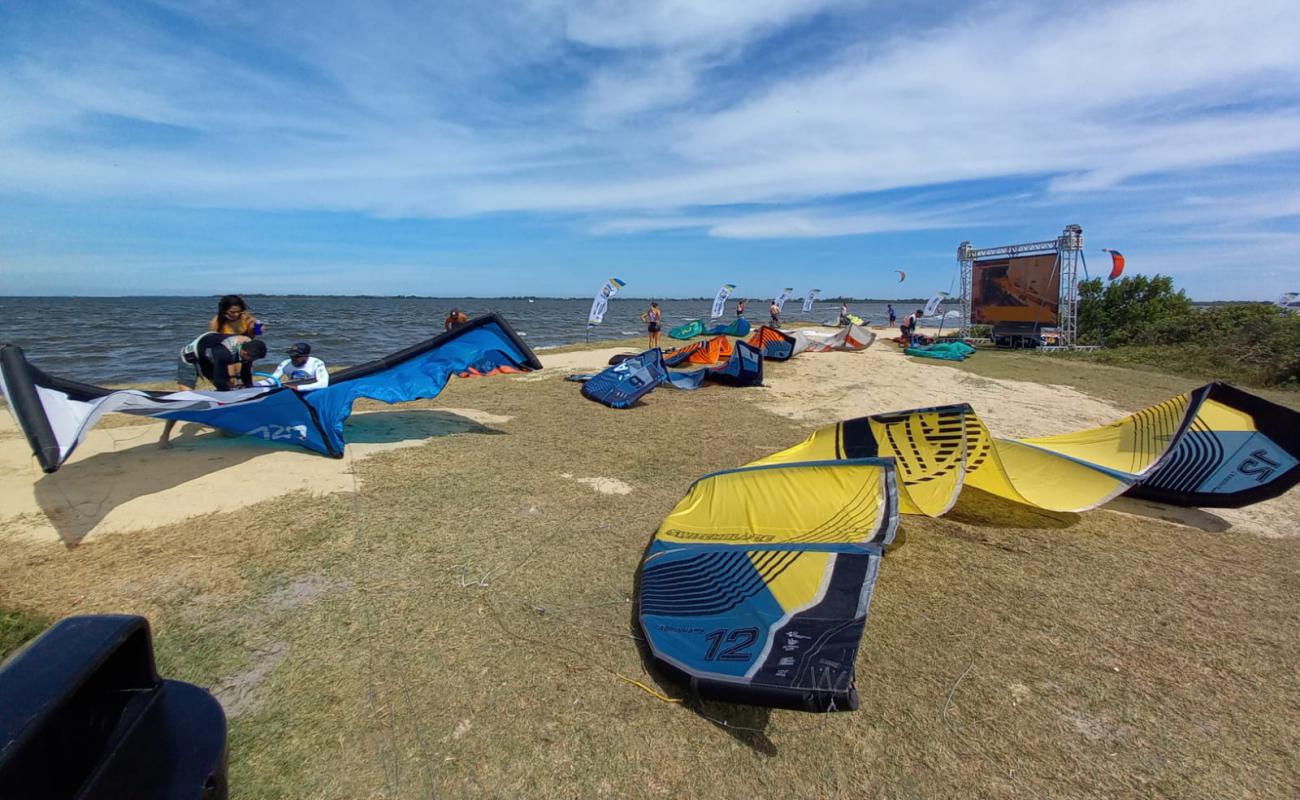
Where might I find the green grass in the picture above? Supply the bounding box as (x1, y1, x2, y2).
(0, 608, 52, 661)
(2, 354, 1298, 798)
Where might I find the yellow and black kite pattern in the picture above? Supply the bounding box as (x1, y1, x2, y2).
(639, 460, 898, 712)
(752, 382, 1299, 514)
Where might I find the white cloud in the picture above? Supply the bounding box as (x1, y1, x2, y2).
(0, 0, 1298, 250)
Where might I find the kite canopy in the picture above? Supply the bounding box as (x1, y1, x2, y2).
(575, 343, 764, 406)
(895, 270, 906, 282)
(0, 314, 541, 473)
(1103, 249, 1125, 280)
(705, 318, 751, 337)
(639, 459, 898, 711)
(668, 319, 705, 340)
(746, 326, 811, 361)
(663, 335, 734, 367)
(576, 349, 670, 408)
(905, 341, 974, 361)
(752, 382, 1299, 514)
(803, 324, 876, 352)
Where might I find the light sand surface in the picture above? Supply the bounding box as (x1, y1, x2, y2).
(0, 408, 511, 546)
(1, 333, 1294, 543)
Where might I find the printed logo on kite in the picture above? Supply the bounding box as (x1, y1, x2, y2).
(247, 424, 310, 441)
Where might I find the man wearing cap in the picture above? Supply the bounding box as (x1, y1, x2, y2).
(269, 342, 330, 391)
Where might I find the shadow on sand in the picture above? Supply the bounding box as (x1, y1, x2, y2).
(34, 409, 503, 547)
(1102, 496, 1232, 533)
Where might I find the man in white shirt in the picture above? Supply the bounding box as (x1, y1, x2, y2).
(270, 342, 329, 390)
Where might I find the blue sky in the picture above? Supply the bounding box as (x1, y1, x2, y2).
(2, 0, 1298, 299)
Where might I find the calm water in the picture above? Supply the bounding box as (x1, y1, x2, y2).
(0, 296, 908, 384)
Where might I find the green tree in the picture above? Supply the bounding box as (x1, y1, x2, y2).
(1077, 275, 1193, 346)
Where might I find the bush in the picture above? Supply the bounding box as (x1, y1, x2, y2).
(1077, 275, 1193, 346)
(1074, 275, 1300, 388)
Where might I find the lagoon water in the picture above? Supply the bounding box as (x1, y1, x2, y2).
(0, 296, 912, 384)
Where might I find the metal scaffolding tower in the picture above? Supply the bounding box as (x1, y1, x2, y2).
(957, 224, 1084, 346)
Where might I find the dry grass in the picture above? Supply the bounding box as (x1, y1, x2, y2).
(2, 357, 1299, 799)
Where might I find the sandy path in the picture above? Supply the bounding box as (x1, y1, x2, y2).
(0, 408, 511, 546)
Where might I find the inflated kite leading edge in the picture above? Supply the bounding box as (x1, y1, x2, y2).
(0, 313, 542, 473)
(751, 382, 1300, 512)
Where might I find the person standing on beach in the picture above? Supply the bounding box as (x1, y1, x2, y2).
(444, 308, 469, 331)
(736, 299, 746, 317)
(641, 302, 663, 349)
(769, 300, 780, 327)
(839, 301, 850, 326)
(888, 304, 897, 326)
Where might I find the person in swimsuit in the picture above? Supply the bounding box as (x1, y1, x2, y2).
(209, 295, 263, 337)
(887, 304, 897, 326)
(769, 300, 780, 327)
(160, 333, 268, 448)
(641, 302, 663, 348)
(736, 299, 746, 317)
(839, 302, 850, 326)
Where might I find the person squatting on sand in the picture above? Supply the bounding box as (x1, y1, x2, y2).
(159, 333, 268, 449)
(268, 342, 329, 391)
(641, 302, 662, 349)
(900, 308, 923, 340)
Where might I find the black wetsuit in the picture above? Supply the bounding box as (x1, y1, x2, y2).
(187, 333, 252, 390)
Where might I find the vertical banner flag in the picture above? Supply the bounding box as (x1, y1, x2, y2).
(711, 284, 735, 319)
(774, 288, 795, 312)
(802, 289, 821, 313)
(923, 292, 947, 318)
(588, 277, 626, 326)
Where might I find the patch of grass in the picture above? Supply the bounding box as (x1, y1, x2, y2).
(0, 608, 52, 661)
(3, 355, 1299, 798)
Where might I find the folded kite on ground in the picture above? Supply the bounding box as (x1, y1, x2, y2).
(574, 343, 764, 407)
(751, 382, 1299, 512)
(746, 326, 812, 360)
(663, 335, 734, 367)
(803, 324, 876, 352)
(705, 318, 751, 337)
(0, 314, 542, 472)
(905, 341, 974, 361)
(638, 458, 898, 712)
(638, 381, 1298, 712)
(668, 319, 705, 340)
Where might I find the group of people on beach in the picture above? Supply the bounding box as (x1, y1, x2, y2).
(161, 295, 329, 447)
(637, 297, 927, 349)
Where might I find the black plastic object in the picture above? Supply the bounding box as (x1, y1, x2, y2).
(0, 615, 228, 799)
